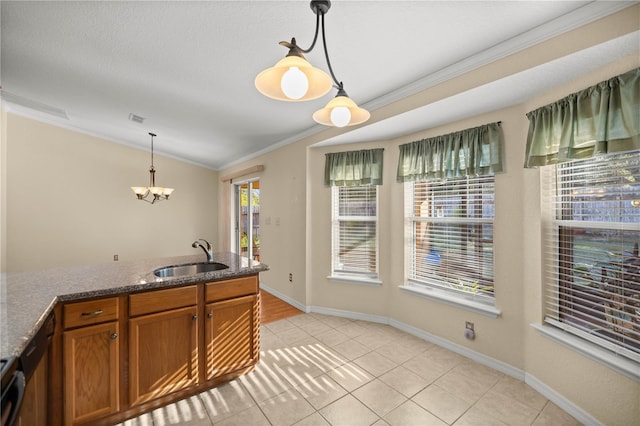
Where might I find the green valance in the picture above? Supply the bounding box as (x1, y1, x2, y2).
(396, 122, 504, 182)
(524, 67, 639, 168)
(324, 148, 384, 186)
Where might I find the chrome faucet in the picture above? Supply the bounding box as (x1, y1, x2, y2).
(192, 239, 214, 263)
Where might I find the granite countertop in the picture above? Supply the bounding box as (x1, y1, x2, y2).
(0, 252, 269, 358)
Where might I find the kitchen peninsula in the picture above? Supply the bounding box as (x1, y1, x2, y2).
(1, 252, 268, 425)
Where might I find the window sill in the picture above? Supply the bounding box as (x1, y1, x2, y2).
(327, 275, 382, 286)
(531, 323, 640, 382)
(399, 284, 501, 318)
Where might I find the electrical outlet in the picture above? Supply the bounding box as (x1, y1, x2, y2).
(464, 321, 475, 340)
(289, 273, 293, 282)
(113, 254, 119, 261)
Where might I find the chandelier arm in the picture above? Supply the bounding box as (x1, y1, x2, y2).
(297, 10, 321, 54)
(319, 12, 341, 89)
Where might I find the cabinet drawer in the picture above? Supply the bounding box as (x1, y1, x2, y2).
(129, 285, 197, 317)
(64, 297, 119, 329)
(206, 275, 258, 303)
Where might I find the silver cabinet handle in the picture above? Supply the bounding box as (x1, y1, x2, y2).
(192, 315, 198, 321)
(207, 313, 213, 319)
(81, 309, 103, 317)
(110, 333, 118, 340)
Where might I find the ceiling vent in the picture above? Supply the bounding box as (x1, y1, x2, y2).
(128, 113, 145, 124)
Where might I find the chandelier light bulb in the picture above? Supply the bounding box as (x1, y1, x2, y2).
(330, 106, 351, 127)
(281, 66, 309, 100)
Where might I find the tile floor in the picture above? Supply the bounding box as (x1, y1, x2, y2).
(119, 313, 581, 426)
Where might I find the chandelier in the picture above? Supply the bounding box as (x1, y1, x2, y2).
(254, 0, 370, 128)
(131, 132, 174, 204)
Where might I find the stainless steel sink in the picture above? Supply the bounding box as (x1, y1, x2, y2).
(153, 262, 229, 278)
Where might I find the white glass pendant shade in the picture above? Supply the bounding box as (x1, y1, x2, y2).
(312, 95, 370, 127)
(255, 56, 332, 101)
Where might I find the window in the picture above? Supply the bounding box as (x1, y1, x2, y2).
(544, 150, 640, 362)
(331, 185, 379, 281)
(405, 175, 495, 304)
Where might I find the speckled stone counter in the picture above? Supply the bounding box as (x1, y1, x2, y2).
(0, 252, 268, 358)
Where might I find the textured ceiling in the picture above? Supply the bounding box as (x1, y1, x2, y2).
(1, 1, 637, 169)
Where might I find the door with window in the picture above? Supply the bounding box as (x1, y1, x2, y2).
(235, 180, 260, 261)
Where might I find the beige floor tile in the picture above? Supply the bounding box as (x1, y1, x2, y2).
(331, 338, 371, 360)
(319, 394, 380, 426)
(265, 318, 297, 333)
(423, 346, 466, 371)
(335, 321, 368, 337)
(297, 319, 334, 336)
(354, 350, 398, 377)
(259, 388, 316, 425)
(294, 412, 332, 426)
(356, 331, 395, 350)
(277, 325, 313, 344)
(288, 314, 322, 327)
(214, 405, 270, 426)
(326, 361, 374, 392)
(372, 419, 391, 426)
(434, 370, 493, 404)
(532, 402, 582, 426)
(151, 395, 211, 425)
(473, 389, 542, 425)
(402, 353, 449, 383)
(315, 328, 351, 347)
(452, 360, 504, 389)
(412, 384, 472, 424)
(295, 374, 348, 410)
(352, 379, 407, 417)
(453, 405, 508, 426)
(492, 376, 548, 412)
(375, 340, 426, 364)
(199, 380, 255, 423)
(238, 360, 294, 402)
(379, 365, 431, 398)
(383, 400, 448, 426)
(314, 314, 354, 328)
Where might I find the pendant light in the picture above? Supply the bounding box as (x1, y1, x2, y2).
(131, 132, 174, 204)
(255, 0, 369, 127)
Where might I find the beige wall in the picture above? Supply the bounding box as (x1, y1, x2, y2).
(218, 27, 640, 426)
(3, 113, 218, 272)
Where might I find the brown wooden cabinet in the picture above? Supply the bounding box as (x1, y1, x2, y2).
(205, 294, 258, 379)
(62, 321, 119, 425)
(51, 274, 260, 425)
(129, 306, 199, 405)
(128, 285, 199, 406)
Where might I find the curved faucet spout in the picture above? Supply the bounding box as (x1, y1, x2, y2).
(192, 239, 214, 262)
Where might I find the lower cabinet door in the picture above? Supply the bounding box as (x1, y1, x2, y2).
(128, 306, 199, 405)
(63, 322, 119, 425)
(205, 294, 258, 380)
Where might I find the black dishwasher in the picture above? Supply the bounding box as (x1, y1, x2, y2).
(1, 356, 25, 426)
(1, 311, 55, 426)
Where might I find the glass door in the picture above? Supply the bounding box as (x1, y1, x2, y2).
(235, 180, 260, 261)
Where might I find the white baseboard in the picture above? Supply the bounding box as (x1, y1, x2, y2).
(525, 373, 601, 426)
(259, 283, 308, 313)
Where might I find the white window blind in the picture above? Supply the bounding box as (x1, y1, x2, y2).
(405, 176, 495, 303)
(544, 150, 640, 362)
(331, 185, 378, 279)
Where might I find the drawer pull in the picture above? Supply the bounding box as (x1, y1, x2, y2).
(207, 313, 213, 319)
(110, 333, 118, 340)
(192, 315, 198, 321)
(81, 309, 104, 317)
